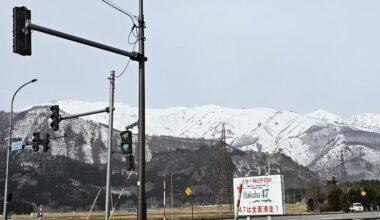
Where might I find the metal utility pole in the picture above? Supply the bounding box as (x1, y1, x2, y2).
(3, 79, 37, 220)
(162, 150, 173, 220)
(137, 0, 147, 218)
(171, 172, 174, 220)
(163, 174, 166, 220)
(266, 161, 271, 220)
(105, 71, 115, 220)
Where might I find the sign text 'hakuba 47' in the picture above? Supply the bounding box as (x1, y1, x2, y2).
(233, 175, 285, 216)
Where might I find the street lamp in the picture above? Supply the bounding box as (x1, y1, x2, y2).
(3, 79, 37, 220)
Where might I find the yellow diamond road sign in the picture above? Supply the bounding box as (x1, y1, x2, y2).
(361, 190, 366, 197)
(185, 187, 192, 196)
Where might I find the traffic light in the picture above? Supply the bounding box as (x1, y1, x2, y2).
(43, 133, 50, 153)
(50, 105, 60, 131)
(120, 130, 133, 154)
(13, 6, 31, 56)
(127, 154, 134, 171)
(32, 132, 40, 152)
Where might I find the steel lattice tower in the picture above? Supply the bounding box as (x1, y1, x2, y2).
(216, 123, 232, 212)
(339, 147, 348, 190)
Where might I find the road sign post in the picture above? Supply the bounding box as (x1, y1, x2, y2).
(191, 195, 194, 220)
(184, 187, 193, 220)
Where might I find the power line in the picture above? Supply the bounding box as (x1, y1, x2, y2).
(101, 0, 138, 25)
(128, 25, 140, 45)
(101, 0, 140, 78)
(115, 40, 138, 78)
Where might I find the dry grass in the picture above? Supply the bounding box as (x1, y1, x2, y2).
(285, 204, 308, 214)
(6, 204, 308, 219)
(3, 205, 233, 220)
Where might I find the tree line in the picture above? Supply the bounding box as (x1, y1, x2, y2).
(306, 177, 380, 212)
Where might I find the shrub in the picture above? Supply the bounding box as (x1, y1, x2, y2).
(319, 203, 332, 212)
(307, 198, 315, 211)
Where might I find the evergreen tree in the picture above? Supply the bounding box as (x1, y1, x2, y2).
(328, 187, 343, 211)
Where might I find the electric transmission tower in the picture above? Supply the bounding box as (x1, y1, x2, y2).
(216, 123, 233, 212)
(339, 147, 348, 191)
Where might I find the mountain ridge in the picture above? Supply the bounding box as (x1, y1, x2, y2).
(20, 99, 380, 180)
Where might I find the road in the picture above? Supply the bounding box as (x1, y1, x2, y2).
(236, 212, 380, 220)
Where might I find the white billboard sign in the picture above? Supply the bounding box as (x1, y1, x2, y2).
(233, 174, 285, 216)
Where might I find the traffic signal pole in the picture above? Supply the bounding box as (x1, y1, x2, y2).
(26, 22, 146, 61)
(105, 71, 115, 220)
(12, 5, 148, 219)
(138, 0, 147, 218)
(60, 107, 111, 120)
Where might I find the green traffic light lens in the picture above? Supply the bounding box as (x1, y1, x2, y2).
(121, 143, 131, 154)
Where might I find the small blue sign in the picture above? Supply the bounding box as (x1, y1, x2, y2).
(11, 141, 23, 151)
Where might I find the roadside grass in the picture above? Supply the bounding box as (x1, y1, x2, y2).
(286, 203, 307, 214)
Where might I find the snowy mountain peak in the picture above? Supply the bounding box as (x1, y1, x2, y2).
(348, 113, 380, 129)
(305, 109, 344, 124)
(24, 100, 279, 139)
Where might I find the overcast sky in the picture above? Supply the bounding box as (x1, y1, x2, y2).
(1, 0, 380, 118)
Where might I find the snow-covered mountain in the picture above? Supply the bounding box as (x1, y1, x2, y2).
(24, 100, 278, 139)
(23, 100, 380, 180)
(348, 113, 380, 129)
(0, 107, 320, 211)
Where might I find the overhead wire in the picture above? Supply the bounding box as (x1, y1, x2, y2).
(115, 27, 139, 78)
(128, 25, 140, 45)
(102, 0, 138, 25)
(101, 0, 141, 78)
